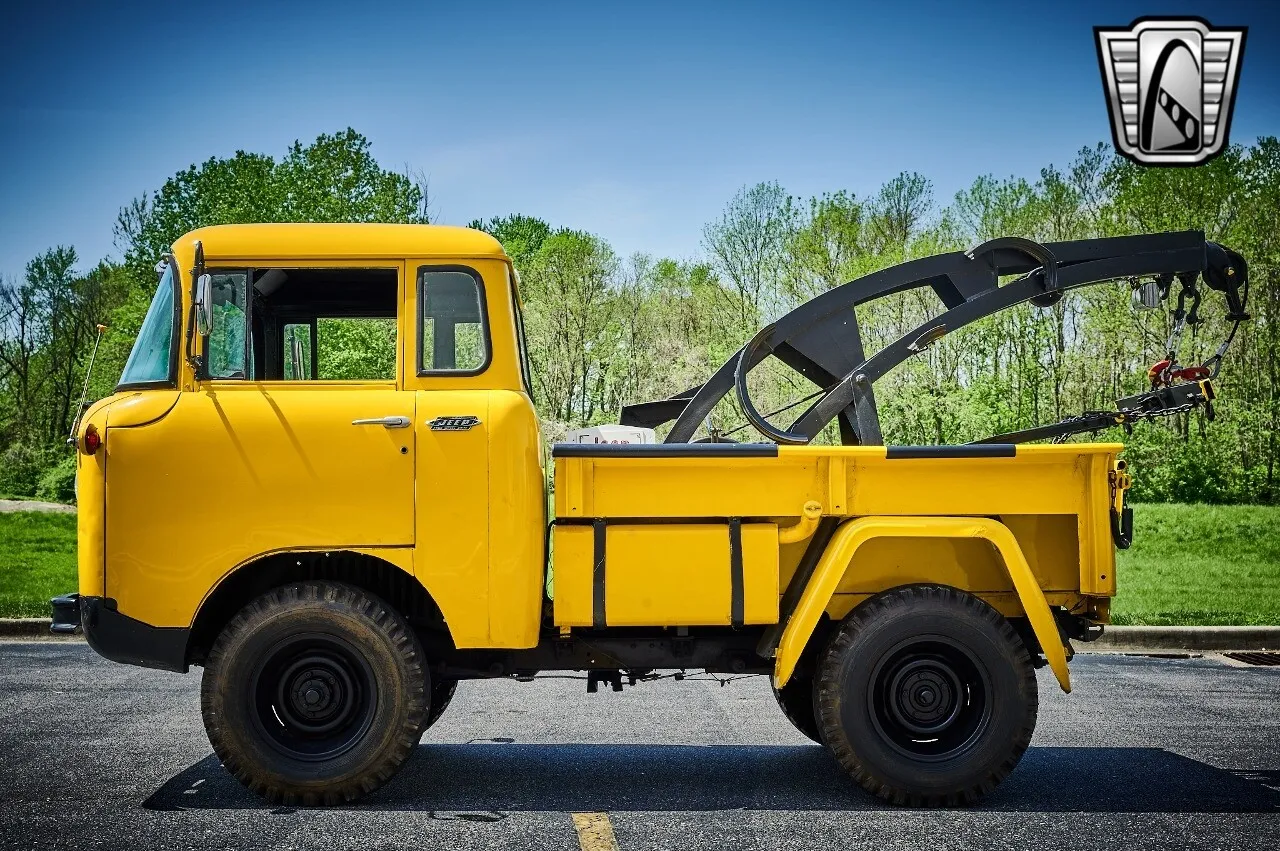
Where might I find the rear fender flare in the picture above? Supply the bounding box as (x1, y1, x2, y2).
(773, 516, 1071, 693)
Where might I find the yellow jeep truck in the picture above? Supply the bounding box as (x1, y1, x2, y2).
(54, 223, 1249, 807)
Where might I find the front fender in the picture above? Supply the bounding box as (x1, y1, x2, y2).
(774, 516, 1071, 693)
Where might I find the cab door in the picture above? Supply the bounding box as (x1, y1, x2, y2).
(405, 257, 544, 651)
(408, 263, 495, 647)
(103, 261, 415, 627)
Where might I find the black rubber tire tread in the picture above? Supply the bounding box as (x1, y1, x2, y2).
(815, 584, 1038, 807)
(201, 581, 428, 806)
(772, 675, 823, 743)
(419, 679, 458, 738)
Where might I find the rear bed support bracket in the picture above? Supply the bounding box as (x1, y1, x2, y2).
(728, 518, 744, 628)
(592, 519, 607, 628)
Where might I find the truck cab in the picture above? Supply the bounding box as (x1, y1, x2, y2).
(59, 223, 1248, 809)
(72, 224, 547, 672)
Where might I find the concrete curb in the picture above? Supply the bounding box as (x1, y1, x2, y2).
(1085, 625, 1280, 652)
(2, 618, 1278, 651)
(0, 619, 64, 637)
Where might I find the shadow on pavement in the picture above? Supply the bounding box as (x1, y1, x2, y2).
(143, 744, 1280, 814)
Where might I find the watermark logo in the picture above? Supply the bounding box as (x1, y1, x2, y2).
(1095, 17, 1246, 166)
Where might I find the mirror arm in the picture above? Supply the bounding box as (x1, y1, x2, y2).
(186, 241, 211, 377)
(185, 239, 207, 376)
(185, 302, 204, 375)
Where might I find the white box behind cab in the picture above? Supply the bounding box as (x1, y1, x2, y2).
(562, 425, 657, 445)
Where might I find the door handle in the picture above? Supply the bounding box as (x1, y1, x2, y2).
(351, 416, 411, 429)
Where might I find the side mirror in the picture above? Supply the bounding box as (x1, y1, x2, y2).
(1131, 279, 1162, 310)
(194, 274, 213, 336)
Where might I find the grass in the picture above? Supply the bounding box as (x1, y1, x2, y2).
(1113, 503, 1280, 626)
(0, 511, 77, 618)
(0, 504, 1277, 624)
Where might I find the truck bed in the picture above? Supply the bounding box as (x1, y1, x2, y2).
(550, 442, 1120, 630)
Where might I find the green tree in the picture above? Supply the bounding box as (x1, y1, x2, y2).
(470, 214, 551, 268)
(518, 228, 621, 426)
(116, 129, 428, 282)
(867, 171, 933, 252)
(0, 248, 126, 496)
(702, 181, 797, 330)
(785, 190, 867, 301)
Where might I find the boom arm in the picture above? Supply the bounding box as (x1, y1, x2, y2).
(620, 230, 1248, 446)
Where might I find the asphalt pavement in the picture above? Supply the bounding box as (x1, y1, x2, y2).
(1, 641, 1278, 850)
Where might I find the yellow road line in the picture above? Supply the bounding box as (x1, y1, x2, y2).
(572, 812, 620, 851)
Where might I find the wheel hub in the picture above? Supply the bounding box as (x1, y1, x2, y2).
(888, 660, 962, 735)
(869, 638, 993, 760)
(251, 636, 377, 761)
(277, 655, 359, 734)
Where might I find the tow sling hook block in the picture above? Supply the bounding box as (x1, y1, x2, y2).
(1110, 505, 1134, 550)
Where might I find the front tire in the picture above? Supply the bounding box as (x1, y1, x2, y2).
(815, 585, 1038, 807)
(418, 679, 457, 739)
(201, 581, 427, 805)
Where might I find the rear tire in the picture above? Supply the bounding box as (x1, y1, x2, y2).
(200, 581, 427, 805)
(773, 675, 822, 743)
(815, 584, 1038, 807)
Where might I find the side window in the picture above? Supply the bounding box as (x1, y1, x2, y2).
(208, 272, 250, 379)
(419, 268, 489, 374)
(200, 267, 398, 382)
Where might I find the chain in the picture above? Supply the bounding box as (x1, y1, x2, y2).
(1154, 273, 1201, 386)
(1049, 401, 1200, 443)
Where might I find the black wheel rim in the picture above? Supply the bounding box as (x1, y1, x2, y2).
(867, 636, 993, 762)
(250, 632, 377, 761)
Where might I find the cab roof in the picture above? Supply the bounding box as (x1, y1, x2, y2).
(176, 223, 508, 261)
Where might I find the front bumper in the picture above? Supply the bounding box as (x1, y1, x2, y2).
(49, 593, 189, 673)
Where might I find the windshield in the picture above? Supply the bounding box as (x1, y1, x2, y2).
(118, 262, 177, 387)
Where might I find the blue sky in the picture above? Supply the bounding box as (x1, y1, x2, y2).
(1, 0, 1276, 279)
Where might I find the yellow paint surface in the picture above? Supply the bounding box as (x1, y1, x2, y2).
(572, 813, 620, 851)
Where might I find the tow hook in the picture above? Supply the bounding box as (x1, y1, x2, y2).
(1111, 505, 1134, 549)
(1056, 610, 1105, 643)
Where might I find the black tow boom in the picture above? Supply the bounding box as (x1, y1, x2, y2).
(621, 230, 1248, 447)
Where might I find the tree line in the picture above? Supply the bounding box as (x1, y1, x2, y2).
(2, 128, 1277, 503)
